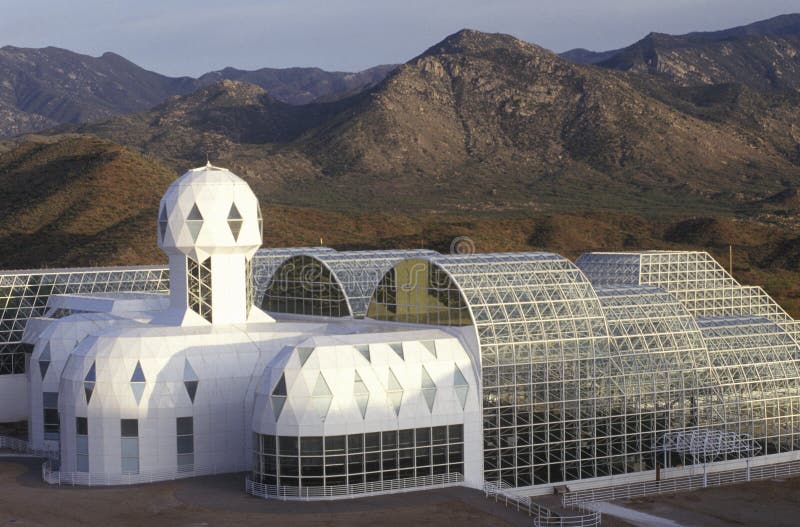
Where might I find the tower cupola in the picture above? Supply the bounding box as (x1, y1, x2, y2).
(157, 163, 270, 325)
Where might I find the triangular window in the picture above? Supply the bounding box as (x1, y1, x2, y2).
(421, 340, 437, 358)
(355, 344, 370, 363)
(227, 203, 243, 241)
(186, 204, 204, 242)
(297, 347, 314, 366)
(389, 343, 404, 360)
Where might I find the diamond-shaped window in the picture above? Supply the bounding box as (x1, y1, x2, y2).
(186, 204, 204, 242)
(39, 342, 51, 380)
(387, 368, 403, 416)
(184, 359, 199, 403)
(130, 361, 146, 405)
(84, 362, 96, 405)
(353, 371, 369, 418)
(227, 203, 243, 241)
(312, 373, 333, 420)
(158, 205, 168, 243)
(454, 365, 469, 410)
(421, 365, 437, 412)
(256, 204, 264, 240)
(271, 374, 287, 419)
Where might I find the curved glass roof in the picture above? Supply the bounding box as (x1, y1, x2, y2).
(252, 247, 336, 306)
(697, 315, 800, 453)
(262, 250, 438, 318)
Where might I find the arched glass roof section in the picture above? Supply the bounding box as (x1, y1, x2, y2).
(697, 315, 800, 455)
(262, 250, 438, 318)
(252, 247, 336, 307)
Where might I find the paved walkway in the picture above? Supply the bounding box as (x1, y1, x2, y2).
(584, 501, 684, 527)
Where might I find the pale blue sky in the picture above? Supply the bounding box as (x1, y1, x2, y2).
(1, 0, 796, 76)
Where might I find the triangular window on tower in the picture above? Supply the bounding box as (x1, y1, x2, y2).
(227, 203, 243, 241)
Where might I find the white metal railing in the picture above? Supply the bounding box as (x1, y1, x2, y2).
(246, 472, 463, 501)
(562, 458, 800, 507)
(0, 435, 59, 460)
(41, 458, 248, 486)
(483, 480, 601, 527)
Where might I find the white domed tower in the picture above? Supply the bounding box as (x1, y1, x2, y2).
(157, 163, 272, 325)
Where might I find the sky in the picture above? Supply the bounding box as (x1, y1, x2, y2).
(1, 0, 797, 77)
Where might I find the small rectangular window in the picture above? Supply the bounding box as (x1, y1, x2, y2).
(121, 419, 138, 437)
(448, 424, 463, 443)
(76, 417, 88, 436)
(120, 419, 139, 474)
(76, 417, 89, 472)
(43, 392, 60, 441)
(177, 417, 194, 468)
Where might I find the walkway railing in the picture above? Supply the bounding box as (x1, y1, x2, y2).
(41, 459, 248, 486)
(0, 435, 59, 460)
(246, 472, 463, 501)
(483, 481, 601, 527)
(562, 457, 800, 507)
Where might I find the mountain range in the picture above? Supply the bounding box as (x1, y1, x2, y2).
(1, 13, 800, 313)
(0, 45, 396, 137)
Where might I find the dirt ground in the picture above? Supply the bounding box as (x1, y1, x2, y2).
(623, 476, 800, 527)
(0, 457, 530, 527)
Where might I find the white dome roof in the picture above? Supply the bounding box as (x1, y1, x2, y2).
(157, 163, 263, 261)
